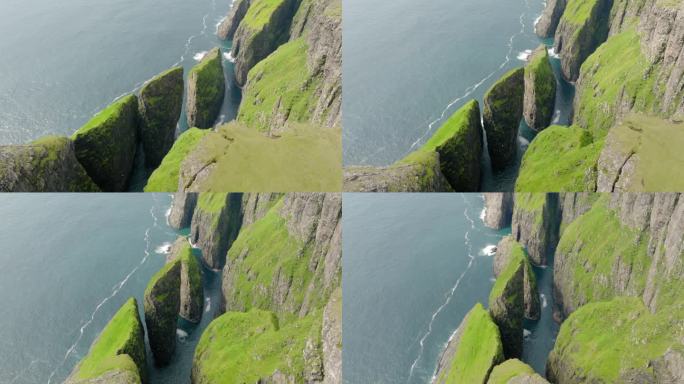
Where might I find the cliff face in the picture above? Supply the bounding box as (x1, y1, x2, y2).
(190, 193, 243, 269)
(522, 46, 556, 131)
(511, 193, 560, 265)
(535, 0, 568, 37)
(168, 192, 198, 229)
(483, 68, 525, 169)
(483, 193, 514, 229)
(217, 0, 252, 40)
(185, 48, 225, 129)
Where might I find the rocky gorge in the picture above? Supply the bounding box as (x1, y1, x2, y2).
(0, 0, 342, 192)
(432, 192, 684, 383)
(63, 192, 342, 383)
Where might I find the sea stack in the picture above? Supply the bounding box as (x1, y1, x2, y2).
(483, 68, 524, 170)
(144, 258, 182, 366)
(186, 48, 226, 129)
(523, 45, 556, 131)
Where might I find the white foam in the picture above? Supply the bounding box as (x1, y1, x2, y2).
(193, 51, 209, 61)
(216, 16, 226, 32)
(523, 329, 532, 339)
(223, 51, 236, 63)
(489, 277, 497, 282)
(177, 329, 189, 343)
(155, 242, 172, 255)
(534, 14, 542, 27)
(517, 49, 533, 61)
(518, 136, 530, 147)
(548, 47, 560, 59)
(541, 293, 548, 308)
(480, 207, 486, 221)
(205, 297, 211, 313)
(481, 245, 497, 257)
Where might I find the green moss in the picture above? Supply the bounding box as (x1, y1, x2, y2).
(487, 359, 536, 384)
(575, 29, 660, 136)
(560, 0, 600, 26)
(525, 46, 556, 129)
(516, 126, 603, 192)
(188, 48, 225, 129)
(193, 309, 319, 383)
(489, 252, 525, 303)
(180, 122, 341, 192)
(178, 241, 202, 306)
(556, 197, 651, 306)
(144, 128, 210, 192)
(145, 257, 182, 299)
(238, 38, 319, 132)
(73, 95, 137, 137)
(550, 297, 681, 382)
(73, 298, 144, 381)
(241, 0, 288, 29)
(437, 303, 504, 383)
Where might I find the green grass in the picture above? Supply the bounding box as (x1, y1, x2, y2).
(73, 298, 143, 381)
(437, 303, 503, 383)
(575, 29, 660, 136)
(72, 95, 137, 138)
(238, 38, 319, 132)
(180, 122, 341, 192)
(525, 46, 555, 127)
(605, 113, 684, 191)
(551, 296, 680, 381)
(560, 0, 600, 25)
(487, 359, 536, 384)
(410, 100, 479, 155)
(193, 309, 320, 383)
(225, 199, 325, 312)
(145, 257, 181, 298)
(556, 197, 651, 307)
(178, 241, 202, 306)
(144, 128, 210, 192)
(516, 126, 603, 192)
(489, 250, 525, 302)
(241, 0, 288, 30)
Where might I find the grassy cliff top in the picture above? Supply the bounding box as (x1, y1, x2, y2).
(72, 298, 142, 381)
(72, 95, 137, 138)
(241, 0, 289, 30)
(189, 48, 221, 76)
(144, 257, 181, 297)
(484, 67, 524, 99)
(561, 0, 600, 25)
(144, 128, 210, 192)
(487, 359, 536, 384)
(196, 193, 229, 213)
(193, 309, 320, 383)
(437, 303, 503, 383)
(489, 247, 525, 301)
(516, 126, 603, 192)
(180, 122, 341, 191)
(412, 100, 479, 156)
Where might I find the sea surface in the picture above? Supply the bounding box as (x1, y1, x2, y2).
(342, 0, 574, 190)
(0, 194, 221, 384)
(342, 193, 557, 383)
(0, 0, 240, 146)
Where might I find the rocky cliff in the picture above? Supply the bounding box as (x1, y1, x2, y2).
(493, 236, 540, 321)
(185, 48, 225, 129)
(190, 193, 243, 269)
(217, 0, 252, 40)
(489, 253, 526, 359)
(483, 68, 524, 169)
(483, 193, 514, 229)
(522, 46, 556, 131)
(488, 359, 549, 384)
(168, 192, 198, 229)
(535, 0, 568, 37)
(143, 258, 182, 366)
(511, 193, 560, 265)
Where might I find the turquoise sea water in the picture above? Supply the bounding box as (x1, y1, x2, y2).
(342, 193, 558, 383)
(0, 194, 220, 383)
(0, 0, 240, 146)
(342, 0, 574, 191)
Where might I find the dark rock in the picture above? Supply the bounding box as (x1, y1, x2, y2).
(489, 253, 525, 358)
(511, 193, 561, 265)
(71, 94, 139, 191)
(493, 236, 540, 320)
(144, 258, 181, 366)
(138, 66, 184, 167)
(483, 193, 514, 229)
(168, 192, 198, 229)
(0, 136, 99, 192)
(217, 0, 252, 40)
(535, 0, 567, 37)
(190, 193, 243, 269)
(186, 48, 225, 129)
(523, 45, 556, 131)
(483, 68, 524, 169)
(167, 237, 204, 323)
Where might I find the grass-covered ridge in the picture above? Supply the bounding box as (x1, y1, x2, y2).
(238, 38, 319, 132)
(192, 308, 321, 383)
(574, 29, 659, 135)
(560, 0, 601, 26)
(71, 298, 145, 381)
(435, 303, 503, 383)
(489, 251, 524, 303)
(241, 0, 289, 30)
(145, 128, 210, 192)
(516, 126, 603, 192)
(72, 95, 137, 137)
(487, 359, 536, 384)
(549, 296, 681, 382)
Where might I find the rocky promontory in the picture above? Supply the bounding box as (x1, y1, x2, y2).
(144, 258, 182, 366)
(167, 237, 204, 323)
(523, 46, 556, 131)
(483, 193, 514, 229)
(138, 66, 184, 167)
(65, 298, 147, 384)
(71, 94, 139, 192)
(489, 252, 525, 358)
(483, 68, 524, 169)
(0, 136, 99, 192)
(511, 193, 560, 265)
(535, 0, 567, 37)
(493, 236, 540, 320)
(190, 193, 243, 269)
(186, 48, 225, 129)
(168, 192, 198, 229)
(217, 0, 251, 40)
(433, 303, 504, 383)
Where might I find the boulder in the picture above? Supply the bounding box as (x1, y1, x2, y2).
(144, 258, 182, 366)
(190, 193, 243, 269)
(168, 192, 198, 229)
(186, 48, 225, 129)
(483, 68, 524, 169)
(483, 193, 514, 229)
(138, 66, 184, 167)
(523, 46, 556, 131)
(493, 236, 540, 320)
(0, 136, 98, 192)
(71, 94, 139, 191)
(65, 298, 147, 384)
(489, 252, 526, 358)
(217, 0, 252, 40)
(433, 303, 504, 383)
(487, 359, 549, 384)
